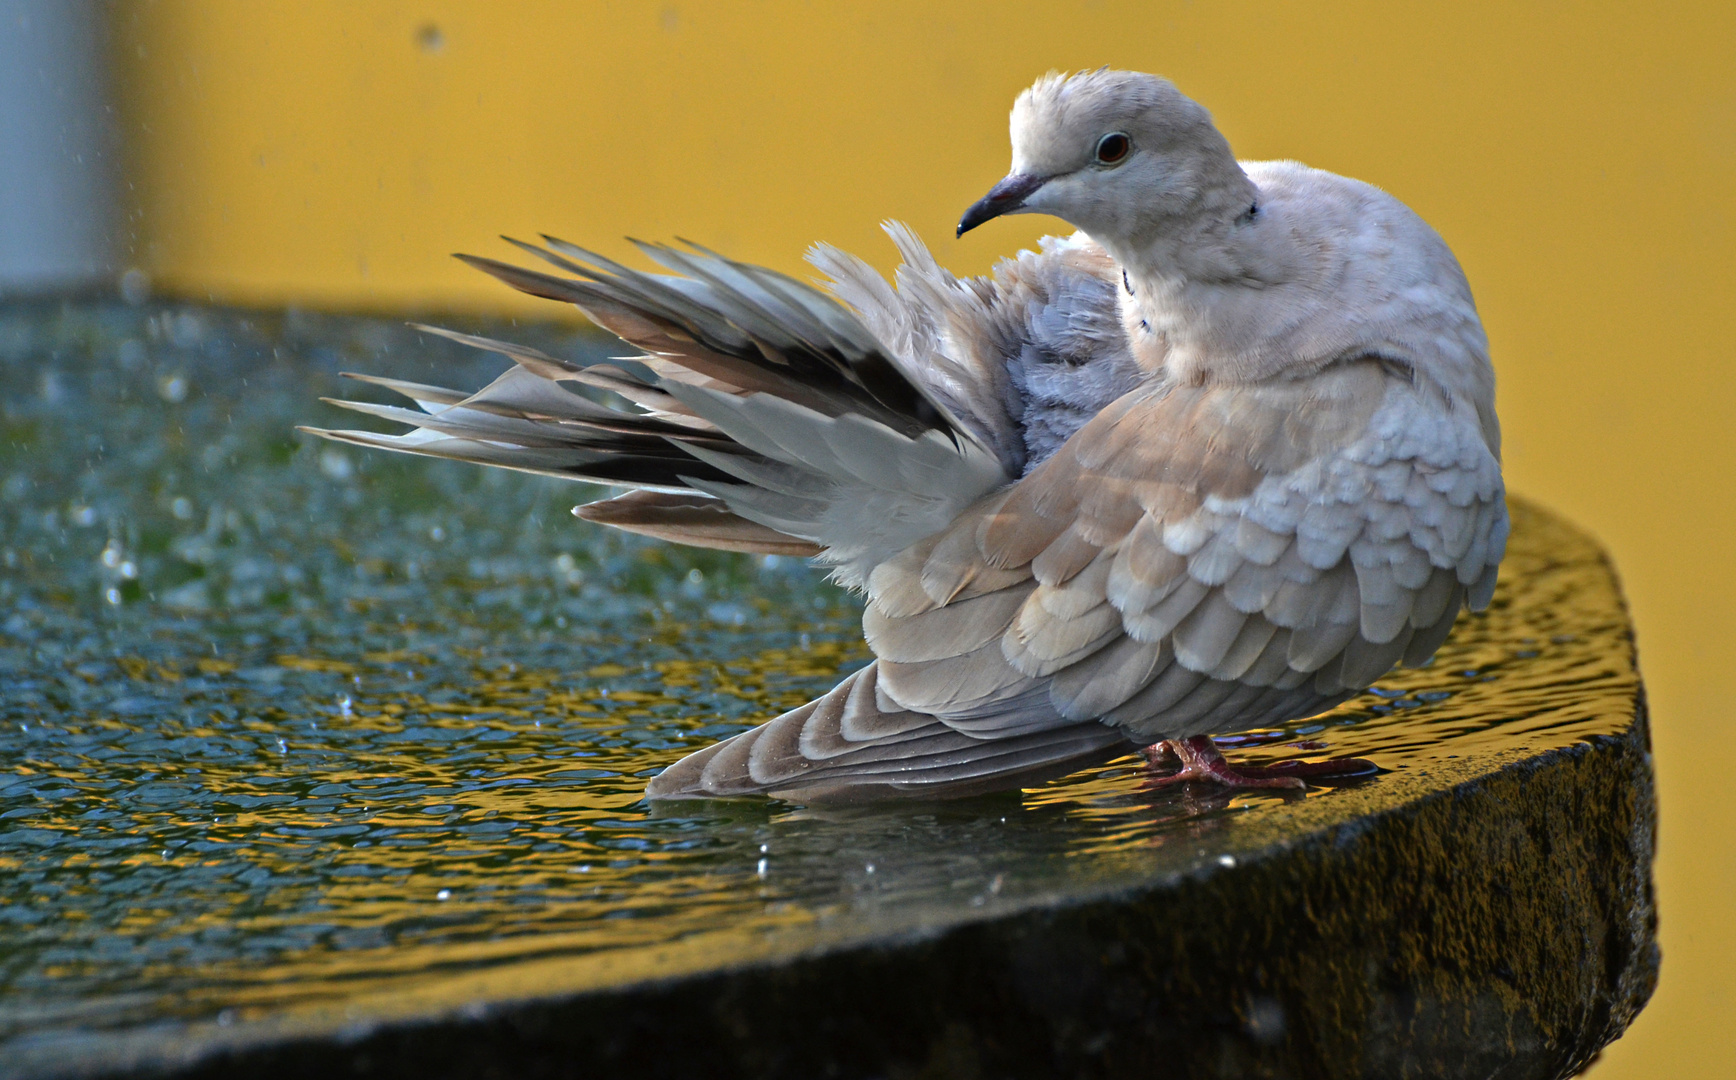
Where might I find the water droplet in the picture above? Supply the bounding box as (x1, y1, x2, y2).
(116, 338, 148, 370)
(157, 373, 188, 404)
(71, 505, 98, 527)
(436, 889, 451, 901)
(319, 449, 354, 481)
(119, 268, 151, 306)
(171, 496, 193, 520)
(167, 312, 204, 346)
(1217, 855, 1237, 868)
(756, 859, 768, 878)
(104, 588, 121, 605)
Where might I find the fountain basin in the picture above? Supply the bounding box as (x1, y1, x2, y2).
(0, 302, 1656, 1078)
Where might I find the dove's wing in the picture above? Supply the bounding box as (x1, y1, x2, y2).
(866, 358, 1507, 746)
(302, 235, 1021, 588)
(647, 356, 1506, 801)
(303, 228, 1146, 591)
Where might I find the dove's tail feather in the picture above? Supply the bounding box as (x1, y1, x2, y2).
(645, 661, 1135, 803)
(574, 490, 824, 557)
(300, 236, 1014, 587)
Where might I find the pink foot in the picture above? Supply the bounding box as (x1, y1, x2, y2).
(1141, 736, 1377, 791)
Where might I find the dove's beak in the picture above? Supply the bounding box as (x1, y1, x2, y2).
(956, 173, 1048, 237)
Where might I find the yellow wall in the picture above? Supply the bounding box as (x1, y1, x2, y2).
(112, 3, 1735, 1074)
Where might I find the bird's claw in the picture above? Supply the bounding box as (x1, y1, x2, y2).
(1141, 736, 1377, 791)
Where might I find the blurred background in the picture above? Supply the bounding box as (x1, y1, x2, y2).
(3, 1, 1730, 1074)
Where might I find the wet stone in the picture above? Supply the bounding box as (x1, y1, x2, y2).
(0, 301, 1656, 1078)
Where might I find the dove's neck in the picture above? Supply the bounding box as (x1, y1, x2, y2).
(1097, 167, 1314, 385)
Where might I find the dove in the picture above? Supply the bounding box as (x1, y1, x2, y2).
(304, 69, 1505, 803)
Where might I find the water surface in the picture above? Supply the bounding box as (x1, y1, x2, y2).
(0, 302, 1637, 1054)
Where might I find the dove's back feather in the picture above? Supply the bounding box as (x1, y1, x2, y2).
(815, 226, 1143, 477)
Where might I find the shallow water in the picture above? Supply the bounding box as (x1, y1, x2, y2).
(0, 302, 1637, 1052)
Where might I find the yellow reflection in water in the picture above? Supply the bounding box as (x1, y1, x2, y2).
(2, 498, 1641, 1045)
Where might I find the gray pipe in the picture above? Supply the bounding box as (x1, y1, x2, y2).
(0, 0, 117, 295)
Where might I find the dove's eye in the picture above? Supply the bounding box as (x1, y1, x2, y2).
(1094, 132, 1131, 165)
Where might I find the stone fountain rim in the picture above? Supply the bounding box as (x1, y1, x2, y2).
(5, 694, 1650, 1080)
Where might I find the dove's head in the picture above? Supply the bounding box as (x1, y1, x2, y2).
(957, 70, 1254, 247)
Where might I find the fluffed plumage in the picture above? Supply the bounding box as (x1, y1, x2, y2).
(303, 70, 1505, 803)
